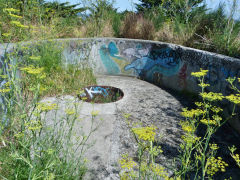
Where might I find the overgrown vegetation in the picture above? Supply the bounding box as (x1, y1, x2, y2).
(0, 19, 96, 178)
(0, 0, 239, 57)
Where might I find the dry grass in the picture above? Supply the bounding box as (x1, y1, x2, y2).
(121, 13, 155, 40)
(101, 20, 114, 37)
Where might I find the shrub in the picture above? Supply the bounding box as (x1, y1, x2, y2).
(121, 13, 155, 40)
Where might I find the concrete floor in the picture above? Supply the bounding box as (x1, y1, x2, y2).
(41, 75, 240, 180)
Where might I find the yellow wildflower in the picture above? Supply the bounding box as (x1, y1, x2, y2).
(200, 92, 224, 101)
(195, 102, 204, 107)
(25, 120, 42, 131)
(198, 82, 210, 88)
(10, 21, 28, 28)
(226, 94, 240, 104)
(91, 110, 99, 116)
(2, 33, 11, 37)
(132, 126, 157, 141)
(119, 154, 137, 170)
(14, 132, 24, 138)
(180, 121, 195, 133)
(229, 145, 240, 168)
(231, 153, 240, 168)
(200, 119, 217, 126)
(206, 157, 228, 177)
(29, 56, 41, 61)
(39, 73, 46, 79)
(0, 75, 8, 78)
(3, 8, 20, 13)
(150, 163, 169, 178)
(150, 146, 163, 156)
(210, 143, 219, 150)
(20, 65, 44, 75)
(181, 134, 200, 144)
(9, 13, 22, 19)
(212, 115, 222, 125)
(191, 69, 208, 77)
(10, 20, 22, 26)
(65, 108, 76, 115)
(36, 102, 58, 112)
(0, 88, 11, 93)
(4, 81, 11, 87)
(181, 108, 205, 118)
(28, 125, 42, 131)
(211, 106, 223, 113)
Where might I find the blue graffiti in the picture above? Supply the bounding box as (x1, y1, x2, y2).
(124, 57, 155, 75)
(99, 42, 124, 74)
(136, 44, 142, 49)
(85, 86, 109, 99)
(124, 48, 182, 77)
(108, 42, 119, 57)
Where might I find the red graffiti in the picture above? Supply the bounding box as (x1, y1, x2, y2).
(178, 64, 187, 89)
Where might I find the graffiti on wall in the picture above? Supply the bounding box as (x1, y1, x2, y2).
(99, 42, 186, 88)
(99, 42, 129, 74)
(98, 41, 240, 94)
(124, 47, 182, 80)
(123, 44, 150, 59)
(63, 41, 92, 66)
(178, 64, 188, 89)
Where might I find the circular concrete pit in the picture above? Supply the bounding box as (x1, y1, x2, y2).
(78, 85, 124, 103)
(41, 75, 240, 180)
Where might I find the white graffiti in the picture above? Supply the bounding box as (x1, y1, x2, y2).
(85, 86, 109, 99)
(138, 48, 149, 57)
(123, 47, 150, 59)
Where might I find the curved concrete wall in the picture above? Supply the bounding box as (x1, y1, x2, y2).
(60, 38, 240, 96)
(1, 38, 240, 128)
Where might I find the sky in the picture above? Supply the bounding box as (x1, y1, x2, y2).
(46, 0, 240, 19)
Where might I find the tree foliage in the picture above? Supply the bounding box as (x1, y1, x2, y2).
(137, 0, 203, 11)
(136, 0, 206, 23)
(0, 0, 86, 20)
(43, 1, 87, 18)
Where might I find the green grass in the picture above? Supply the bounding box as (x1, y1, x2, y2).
(0, 0, 239, 58)
(0, 40, 96, 179)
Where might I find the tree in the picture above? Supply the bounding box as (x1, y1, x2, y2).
(136, 0, 206, 22)
(43, 1, 87, 18)
(0, 0, 87, 19)
(137, 0, 204, 11)
(136, 0, 163, 11)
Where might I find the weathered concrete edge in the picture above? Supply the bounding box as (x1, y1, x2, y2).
(1, 37, 240, 61)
